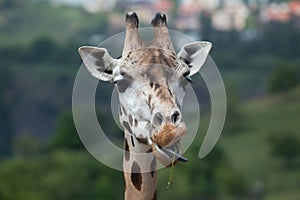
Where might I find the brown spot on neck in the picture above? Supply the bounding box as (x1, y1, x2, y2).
(124, 138, 130, 161)
(151, 190, 157, 200)
(122, 121, 133, 134)
(131, 161, 142, 191)
(131, 135, 135, 147)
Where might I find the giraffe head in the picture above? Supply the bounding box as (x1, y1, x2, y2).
(78, 12, 212, 166)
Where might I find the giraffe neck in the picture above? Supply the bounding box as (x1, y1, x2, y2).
(123, 132, 158, 200)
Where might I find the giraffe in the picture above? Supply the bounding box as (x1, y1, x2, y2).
(78, 12, 212, 200)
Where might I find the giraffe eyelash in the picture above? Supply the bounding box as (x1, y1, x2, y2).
(183, 70, 193, 83)
(175, 61, 193, 83)
(184, 75, 193, 83)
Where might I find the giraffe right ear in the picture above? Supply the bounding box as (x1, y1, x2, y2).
(177, 41, 212, 76)
(78, 46, 118, 82)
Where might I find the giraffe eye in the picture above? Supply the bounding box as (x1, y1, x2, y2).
(120, 71, 126, 76)
(113, 72, 133, 92)
(112, 76, 122, 84)
(113, 80, 118, 84)
(113, 71, 126, 84)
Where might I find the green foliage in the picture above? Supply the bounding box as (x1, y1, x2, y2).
(0, 0, 108, 46)
(158, 144, 248, 200)
(13, 134, 45, 157)
(0, 66, 14, 158)
(0, 151, 123, 200)
(216, 166, 247, 197)
(0, 1, 300, 199)
(222, 87, 300, 199)
(0, 158, 46, 200)
(269, 65, 299, 94)
(268, 133, 300, 168)
(0, 0, 24, 8)
(51, 110, 84, 150)
(28, 37, 58, 61)
(50, 108, 121, 151)
(1, 36, 82, 65)
(223, 87, 244, 134)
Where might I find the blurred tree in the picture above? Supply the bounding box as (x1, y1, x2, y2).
(13, 134, 45, 158)
(0, 46, 24, 64)
(54, 39, 82, 64)
(268, 133, 300, 168)
(0, 0, 24, 8)
(216, 165, 247, 198)
(200, 12, 213, 41)
(0, 151, 123, 200)
(0, 66, 15, 159)
(158, 144, 248, 200)
(51, 108, 121, 150)
(206, 146, 247, 198)
(27, 37, 58, 62)
(223, 87, 244, 134)
(51, 110, 83, 150)
(269, 65, 298, 94)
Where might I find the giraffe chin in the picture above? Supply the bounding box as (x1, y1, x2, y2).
(151, 141, 188, 167)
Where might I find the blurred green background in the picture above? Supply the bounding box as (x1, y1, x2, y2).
(1, 0, 300, 199)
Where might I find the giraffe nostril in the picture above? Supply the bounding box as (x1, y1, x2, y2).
(171, 111, 180, 124)
(153, 112, 163, 126)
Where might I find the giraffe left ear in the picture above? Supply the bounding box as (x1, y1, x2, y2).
(177, 41, 212, 76)
(78, 46, 118, 82)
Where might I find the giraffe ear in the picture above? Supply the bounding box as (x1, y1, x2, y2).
(78, 46, 118, 82)
(177, 41, 212, 76)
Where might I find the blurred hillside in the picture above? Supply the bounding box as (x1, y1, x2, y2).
(0, 0, 300, 200)
(0, 0, 299, 137)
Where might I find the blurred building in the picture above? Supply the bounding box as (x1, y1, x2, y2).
(212, 0, 250, 31)
(46, 0, 300, 32)
(260, 1, 300, 23)
(50, 0, 118, 12)
(116, 0, 174, 24)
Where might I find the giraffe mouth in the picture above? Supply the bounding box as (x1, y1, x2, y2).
(159, 141, 188, 163)
(149, 138, 188, 165)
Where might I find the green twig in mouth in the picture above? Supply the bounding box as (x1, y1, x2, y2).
(166, 147, 177, 191)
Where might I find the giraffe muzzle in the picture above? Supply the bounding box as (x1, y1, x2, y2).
(150, 140, 188, 166)
(149, 122, 188, 166)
